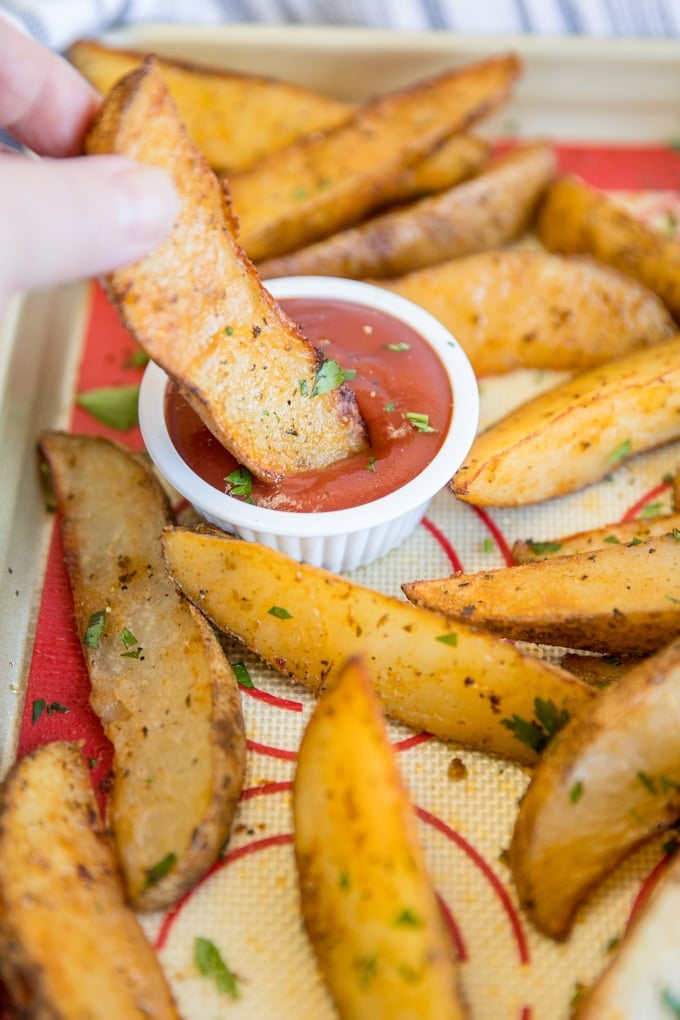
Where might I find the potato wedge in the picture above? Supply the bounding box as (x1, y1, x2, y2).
(451, 334, 680, 505)
(575, 850, 680, 1018)
(403, 532, 680, 656)
(0, 741, 180, 1017)
(294, 657, 467, 1019)
(512, 512, 680, 563)
(39, 432, 246, 911)
(381, 132, 490, 204)
(258, 141, 556, 281)
(379, 250, 675, 377)
(228, 53, 522, 262)
(161, 528, 594, 765)
(69, 37, 351, 174)
(85, 58, 367, 482)
(509, 638, 680, 941)
(537, 174, 680, 319)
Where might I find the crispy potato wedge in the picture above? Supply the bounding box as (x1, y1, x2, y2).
(161, 528, 594, 765)
(379, 250, 675, 377)
(69, 37, 351, 174)
(381, 132, 490, 204)
(575, 851, 680, 1018)
(85, 58, 367, 481)
(451, 334, 680, 505)
(228, 53, 522, 262)
(509, 638, 680, 941)
(0, 741, 180, 1018)
(512, 512, 680, 563)
(537, 174, 680, 319)
(39, 432, 246, 911)
(403, 532, 680, 657)
(294, 657, 467, 1019)
(258, 142, 556, 281)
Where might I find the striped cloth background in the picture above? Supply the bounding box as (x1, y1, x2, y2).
(1, 0, 679, 51)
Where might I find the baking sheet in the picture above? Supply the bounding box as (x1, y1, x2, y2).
(2, 25, 680, 1020)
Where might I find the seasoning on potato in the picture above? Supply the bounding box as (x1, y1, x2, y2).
(39, 431, 247, 911)
(294, 657, 468, 1018)
(0, 741, 181, 1018)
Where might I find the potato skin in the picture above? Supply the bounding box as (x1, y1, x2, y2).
(537, 174, 680, 320)
(380, 249, 675, 377)
(403, 532, 680, 657)
(509, 639, 680, 941)
(294, 658, 467, 1019)
(39, 431, 246, 911)
(69, 37, 351, 174)
(229, 53, 522, 262)
(0, 741, 180, 1019)
(451, 333, 680, 505)
(258, 139, 550, 280)
(161, 527, 594, 766)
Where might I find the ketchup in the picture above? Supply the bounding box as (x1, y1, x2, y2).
(165, 297, 453, 512)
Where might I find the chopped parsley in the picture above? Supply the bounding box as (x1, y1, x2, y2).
(120, 627, 142, 658)
(312, 359, 355, 396)
(436, 632, 458, 646)
(366, 457, 377, 472)
(32, 699, 69, 724)
(232, 661, 254, 689)
(405, 412, 435, 434)
(528, 540, 563, 556)
(76, 385, 140, 431)
(268, 606, 293, 620)
(640, 501, 664, 519)
(606, 439, 632, 465)
(384, 402, 397, 413)
(394, 907, 422, 927)
(225, 466, 253, 500)
(83, 610, 107, 649)
(225, 325, 234, 336)
(384, 342, 411, 352)
(569, 780, 584, 803)
(194, 937, 240, 999)
(637, 770, 657, 794)
(144, 852, 177, 889)
(483, 537, 494, 553)
(501, 697, 571, 754)
(661, 987, 680, 1016)
(603, 535, 621, 544)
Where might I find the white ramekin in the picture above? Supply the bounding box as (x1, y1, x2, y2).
(139, 276, 479, 572)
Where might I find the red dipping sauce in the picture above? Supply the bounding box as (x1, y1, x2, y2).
(165, 297, 453, 513)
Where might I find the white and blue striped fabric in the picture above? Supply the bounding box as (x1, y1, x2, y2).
(0, 0, 679, 51)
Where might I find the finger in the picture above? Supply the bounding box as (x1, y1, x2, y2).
(0, 18, 101, 156)
(0, 154, 178, 300)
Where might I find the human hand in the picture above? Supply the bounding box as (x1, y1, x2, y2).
(0, 17, 178, 305)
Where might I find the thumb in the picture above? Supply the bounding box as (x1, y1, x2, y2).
(0, 153, 178, 301)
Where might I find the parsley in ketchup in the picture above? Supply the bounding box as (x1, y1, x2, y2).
(165, 297, 453, 512)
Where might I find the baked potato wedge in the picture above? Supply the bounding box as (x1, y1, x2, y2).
(381, 132, 490, 204)
(257, 139, 551, 280)
(403, 532, 680, 656)
(228, 52, 522, 262)
(537, 174, 680, 319)
(451, 334, 680, 505)
(509, 638, 680, 941)
(161, 527, 594, 765)
(69, 37, 351, 174)
(0, 741, 180, 1018)
(575, 850, 680, 1018)
(511, 512, 680, 563)
(294, 656, 467, 1019)
(85, 57, 367, 482)
(380, 250, 675, 377)
(39, 432, 246, 911)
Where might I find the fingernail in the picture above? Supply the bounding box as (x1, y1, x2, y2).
(115, 164, 178, 245)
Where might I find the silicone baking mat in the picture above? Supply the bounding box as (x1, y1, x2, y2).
(3, 124, 680, 1020)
